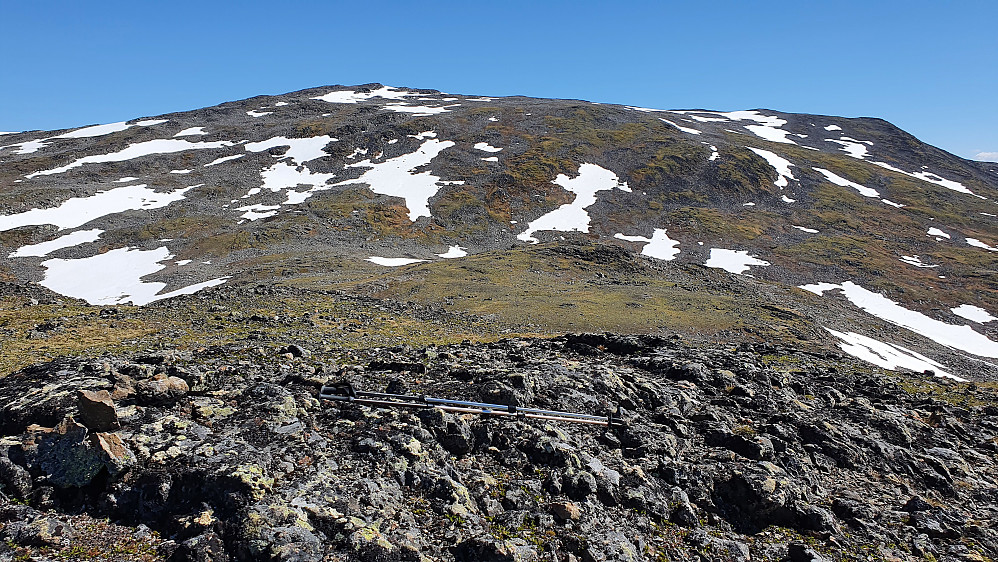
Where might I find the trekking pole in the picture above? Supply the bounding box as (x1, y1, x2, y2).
(319, 381, 626, 427)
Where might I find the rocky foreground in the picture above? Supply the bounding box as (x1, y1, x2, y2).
(1, 332, 996, 561)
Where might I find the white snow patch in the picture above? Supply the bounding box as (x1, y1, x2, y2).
(705, 248, 770, 275)
(708, 145, 719, 161)
(55, 122, 130, 138)
(474, 142, 503, 153)
(176, 260, 192, 266)
(927, 227, 950, 239)
(517, 164, 628, 243)
(0, 184, 193, 231)
(743, 202, 756, 206)
(824, 125, 842, 131)
(825, 329, 958, 380)
(334, 138, 457, 221)
(115, 177, 139, 183)
(246, 110, 272, 117)
(384, 104, 454, 116)
(8, 229, 104, 258)
(26, 139, 233, 178)
(881, 199, 904, 208)
(899, 255, 938, 268)
(966, 237, 998, 251)
(39, 246, 227, 306)
(873, 162, 978, 196)
(952, 305, 997, 324)
(792, 226, 818, 233)
(614, 229, 681, 261)
(685, 114, 729, 123)
(237, 204, 280, 221)
(660, 119, 701, 135)
(747, 147, 795, 187)
(826, 137, 869, 159)
(169, 169, 191, 174)
(174, 127, 208, 137)
(257, 161, 336, 197)
(244, 135, 335, 165)
(366, 256, 426, 266)
(274, 101, 289, 107)
(204, 154, 244, 167)
(782, 195, 796, 203)
(437, 246, 467, 258)
(312, 86, 413, 104)
(481, 156, 498, 162)
(813, 167, 880, 197)
(799, 281, 998, 358)
(712, 111, 797, 144)
(2, 140, 49, 154)
(134, 120, 168, 127)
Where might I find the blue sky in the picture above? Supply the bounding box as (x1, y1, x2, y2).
(1, 0, 995, 161)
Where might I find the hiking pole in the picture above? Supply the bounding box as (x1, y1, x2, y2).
(319, 382, 626, 427)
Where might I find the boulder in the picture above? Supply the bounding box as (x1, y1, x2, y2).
(77, 389, 120, 431)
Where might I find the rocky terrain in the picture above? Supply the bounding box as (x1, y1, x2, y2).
(1, 310, 997, 561)
(1, 85, 997, 560)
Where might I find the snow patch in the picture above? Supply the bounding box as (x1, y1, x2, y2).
(873, 162, 977, 196)
(312, 86, 413, 104)
(660, 119, 701, 135)
(334, 136, 457, 221)
(246, 110, 272, 117)
(966, 237, 998, 251)
(0, 184, 193, 231)
(813, 168, 880, 197)
(825, 329, 957, 380)
(952, 305, 997, 324)
(205, 154, 245, 167)
(705, 248, 770, 275)
(26, 139, 234, 178)
(614, 229, 681, 261)
(366, 256, 426, 266)
(39, 246, 227, 306)
(826, 137, 870, 159)
(800, 281, 998, 358)
(8, 229, 103, 258)
(823, 125, 842, 131)
(174, 127, 208, 137)
(747, 148, 795, 187)
(245, 135, 335, 165)
(927, 227, 950, 239)
(474, 142, 503, 153)
(517, 164, 628, 243)
(237, 204, 280, 221)
(899, 255, 938, 268)
(437, 246, 467, 258)
(792, 226, 818, 233)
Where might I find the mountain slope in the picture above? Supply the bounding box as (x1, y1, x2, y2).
(1, 84, 996, 380)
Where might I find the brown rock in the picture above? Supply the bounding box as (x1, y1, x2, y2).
(549, 501, 581, 521)
(77, 389, 120, 431)
(90, 432, 133, 474)
(137, 374, 189, 404)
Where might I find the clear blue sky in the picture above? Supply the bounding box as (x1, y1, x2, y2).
(1, 0, 995, 161)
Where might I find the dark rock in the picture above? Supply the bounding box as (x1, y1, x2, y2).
(454, 537, 535, 562)
(786, 543, 829, 562)
(169, 532, 230, 562)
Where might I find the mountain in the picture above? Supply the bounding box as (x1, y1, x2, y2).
(0, 85, 996, 561)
